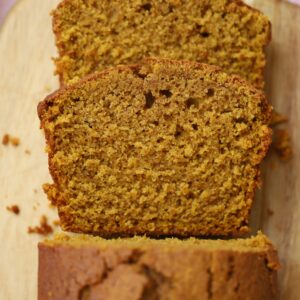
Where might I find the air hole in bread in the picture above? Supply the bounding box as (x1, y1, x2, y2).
(201, 32, 210, 38)
(192, 124, 198, 130)
(207, 88, 215, 97)
(174, 124, 183, 138)
(141, 3, 152, 11)
(159, 90, 172, 98)
(145, 91, 155, 108)
(187, 191, 194, 199)
(186, 97, 200, 108)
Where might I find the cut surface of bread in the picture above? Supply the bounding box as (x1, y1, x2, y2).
(38, 232, 279, 300)
(52, 0, 271, 88)
(38, 58, 272, 237)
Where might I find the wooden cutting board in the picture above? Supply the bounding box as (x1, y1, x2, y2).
(0, 0, 299, 299)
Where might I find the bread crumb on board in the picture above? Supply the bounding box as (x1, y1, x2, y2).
(270, 111, 293, 161)
(6, 205, 20, 215)
(273, 129, 293, 161)
(2, 134, 20, 147)
(25, 149, 31, 155)
(270, 111, 288, 126)
(11, 137, 20, 146)
(28, 215, 53, 236)
(53, 220, 60, 227)
(2, 134, 9, 145)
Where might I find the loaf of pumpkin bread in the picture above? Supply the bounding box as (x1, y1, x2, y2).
(38, 58, 272, 237)
(52, 0, 271, 88)
(38, 232, 279, 300)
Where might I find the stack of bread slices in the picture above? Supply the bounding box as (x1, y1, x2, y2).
(37, 1, 279, 299)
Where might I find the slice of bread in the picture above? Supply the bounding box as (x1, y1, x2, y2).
(38, 58, 272, 237)
(52, 0, 271, 88)
(38, 232, 279, 300)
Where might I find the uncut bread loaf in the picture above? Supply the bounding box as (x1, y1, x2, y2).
(38, 233, 279, 300)
(38, 58, 272, 237)
(52, 0, 271, 88)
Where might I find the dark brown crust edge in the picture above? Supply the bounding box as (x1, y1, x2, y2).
(38, 238, 279, 300)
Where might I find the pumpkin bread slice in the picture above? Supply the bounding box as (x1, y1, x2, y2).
(52, 0, 271, 88)
(38, 58, 272, 237)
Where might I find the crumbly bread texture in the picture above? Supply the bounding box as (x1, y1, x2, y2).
(38, 232, 279, 300)
(52, 0, 271, 88)
(38, 58, 272, 237)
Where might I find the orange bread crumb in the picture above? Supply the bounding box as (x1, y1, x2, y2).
(6, 205, 20, 215)
(28, 215, 53, 236)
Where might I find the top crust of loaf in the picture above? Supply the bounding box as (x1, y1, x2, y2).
(38, 232, 279, 300)
(39, 58, 270, 112)
(43, 231, 278, 261)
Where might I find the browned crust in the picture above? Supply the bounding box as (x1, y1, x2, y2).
(38, 237, 279, 300)
(38, 58, 272, 117)
(51, 0, 272, 87)
(38, 58, 272, 237)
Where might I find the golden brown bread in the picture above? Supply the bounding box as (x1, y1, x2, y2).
(52, 0, 271, 88)
(38, 58, 272, 237)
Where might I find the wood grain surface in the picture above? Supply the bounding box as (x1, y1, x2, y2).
(0, 0, 299, 299)
(251, 1, 300, 300)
